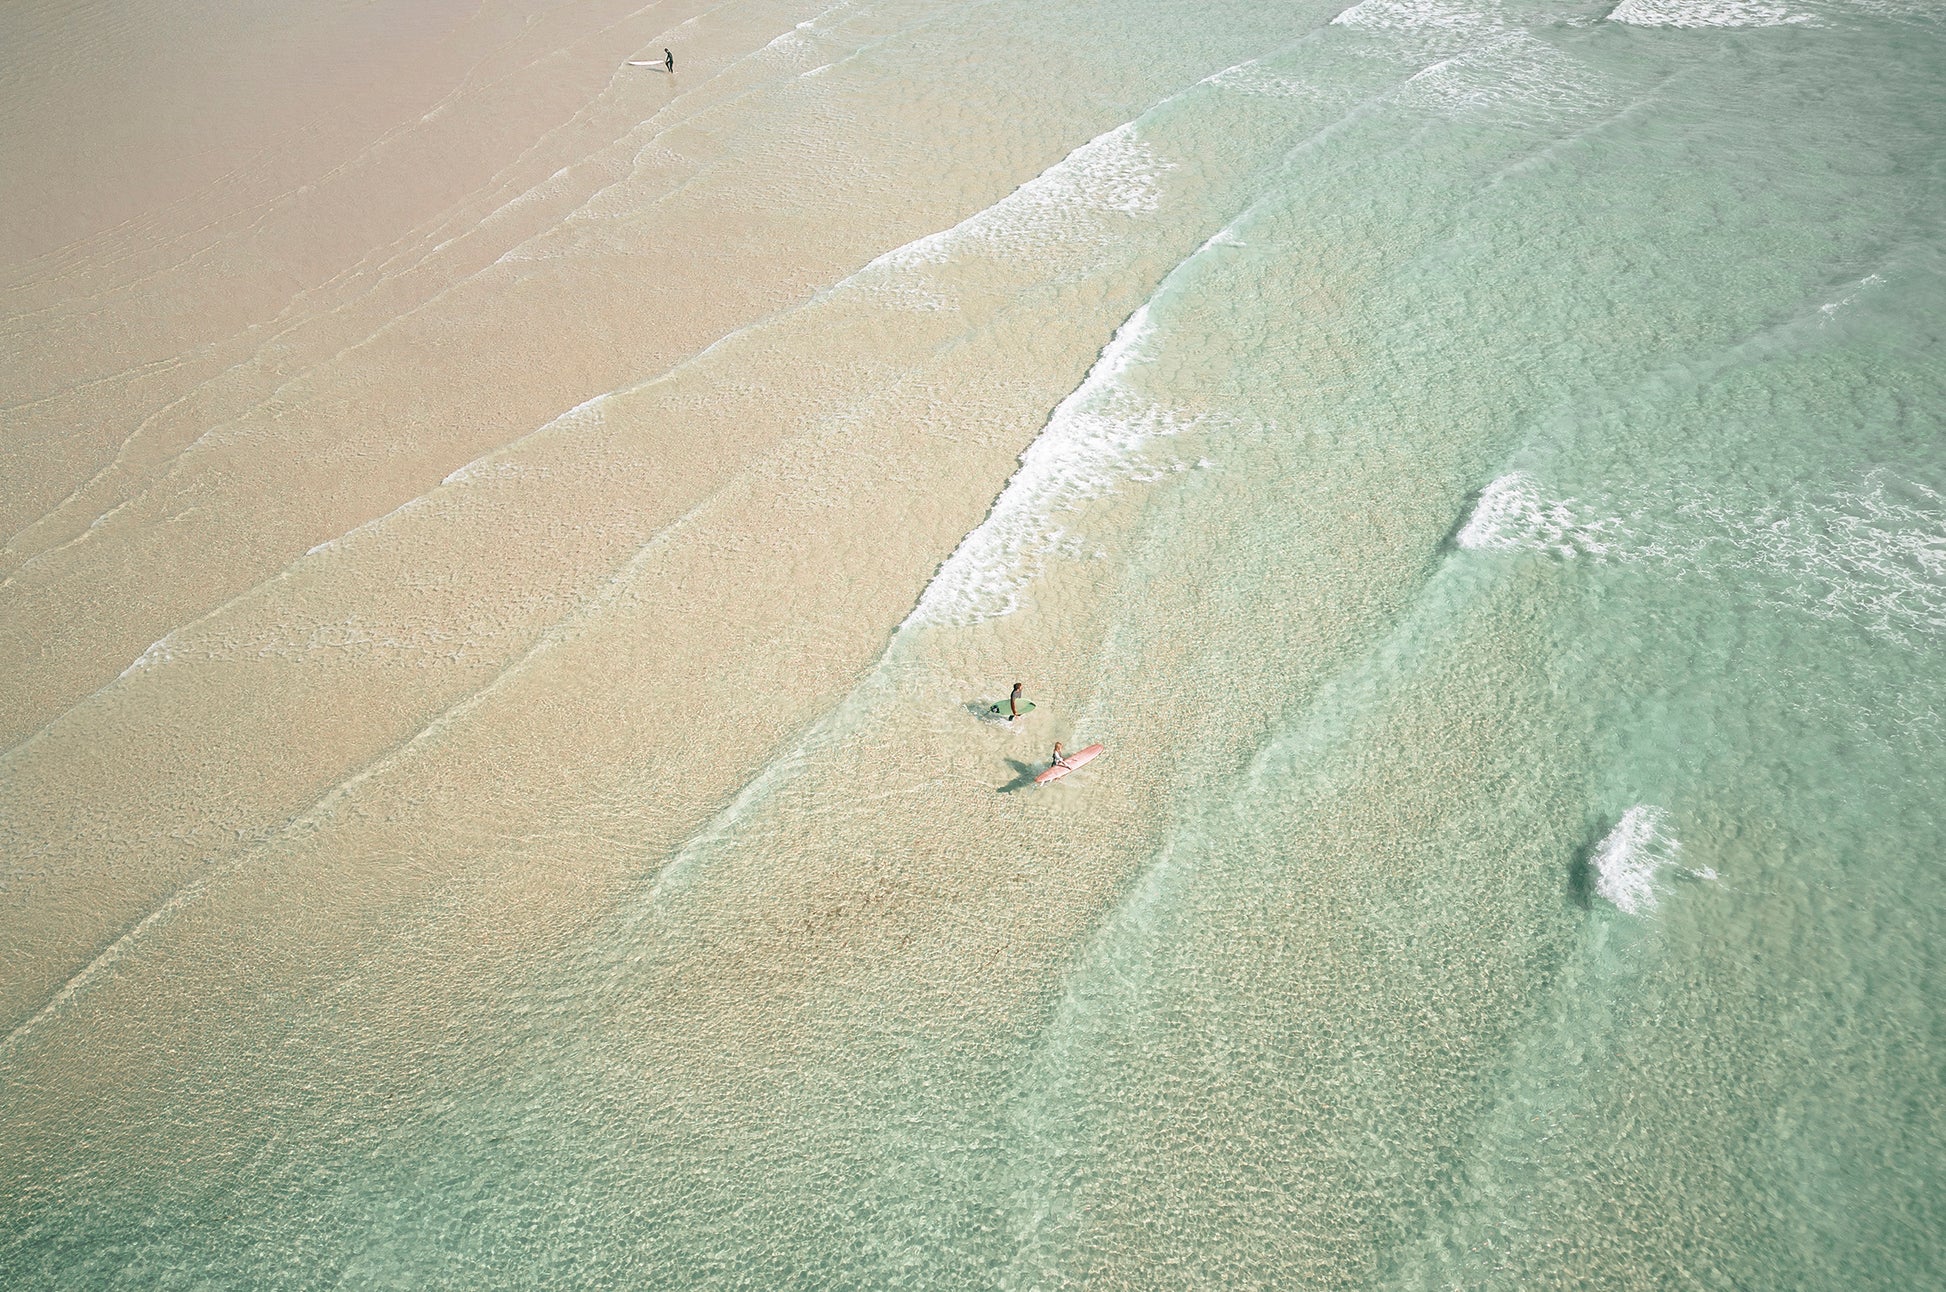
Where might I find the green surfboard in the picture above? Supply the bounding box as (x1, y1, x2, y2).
(988, 699, 1035, 718)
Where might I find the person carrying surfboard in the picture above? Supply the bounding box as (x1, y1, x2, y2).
(665, 48, 674, 73)
(1009, 682, 1025, 720)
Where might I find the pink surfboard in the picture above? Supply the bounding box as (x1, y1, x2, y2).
(1035, 743, 1105, 785)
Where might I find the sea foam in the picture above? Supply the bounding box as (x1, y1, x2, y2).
(1402, 32, 1612, 123)
(1461, 468, 1946, 647)
(1608, 0, 1813, 27)
(1331, 0, 1502, 40)
(1331, 0, 1610, 125)
(859, 123, 1173, 303)
(1591, 805, 1714, 915)
(1457, 472, 1624, 557)
(907, 308, 1211, 627)
(1675, 473, 1946, 647)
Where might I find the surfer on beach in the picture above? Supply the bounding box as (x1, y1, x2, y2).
(665, 48, 674, 73)
(1009, 682, 1025, 720)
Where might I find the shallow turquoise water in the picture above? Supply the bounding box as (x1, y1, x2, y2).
(432, 1, 1945, 1283)
(5, 0, 1943, 1286)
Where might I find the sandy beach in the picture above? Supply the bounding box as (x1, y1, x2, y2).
(2, 0, 1194, 1021)
(4, 0, 1305, 1238)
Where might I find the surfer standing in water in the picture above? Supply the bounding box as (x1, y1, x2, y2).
(1009, 682, 1025, 720)
(665, 48, 674, 73)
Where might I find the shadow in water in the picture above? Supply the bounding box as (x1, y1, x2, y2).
(997, 759, 1041, 794)
(1437, 485, 1484, 554)
(965, 699, 1032, 726)
(1566, 819, 1610, 910)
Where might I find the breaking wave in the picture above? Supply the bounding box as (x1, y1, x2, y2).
(1609, 0, 1814, 27)
(1457, 471, 1626, 557)
(1458, 469, 1946, 647)
(906, 307, 1217, 627)
(1591, 805, 1715, 915)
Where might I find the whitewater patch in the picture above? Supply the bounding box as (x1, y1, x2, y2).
(906, 307, 1218, 628)
(1608, 0, 1814, 27)
(1672, 473, 1946, 647)
(120, 636, 176, 678)
(1328, 0, 1613, 126)
(749, 6, 851, 75)
(1206, 62, 1326, 102)
(1590, 805, 1715, 915)
(1819, 272, 1886, 324)
(1331, 0, 1504, 42)
(1457, 472, 1626, 557)
(1401, 31, 1613, 123)
(1459, 469, 1946, 648)
(857, 124, 1175, 306)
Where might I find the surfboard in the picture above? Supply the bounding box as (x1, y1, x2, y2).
(626, 60, 665, 67)
(987, 699, 1035, 719)
(1035, 743, 1104, 785)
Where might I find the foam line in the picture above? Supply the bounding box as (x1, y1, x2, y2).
(1609, 0, 1813, 27)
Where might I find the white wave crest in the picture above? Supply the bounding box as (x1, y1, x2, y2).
(119, 637, 176, 678)
(1206, 62, 1323, 101)
(1462, 468, 1946, 647)
(1609, 0, 1814, 27)
(1402, 32, 1613, 122)
(1457, 472, 1625, 557)
(1591, 805, 1713, 915)
(861, 124, 1173, 293)
(1332, 0, 1502, 38)
(443, 395, 604, 488)
(1819, 272, 1886, 323)
(1329, 2, 1612, 124)
(908, 308, 1212, 627)
(1673, 473, 1946, 647)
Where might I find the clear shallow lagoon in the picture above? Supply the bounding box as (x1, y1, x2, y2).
(3, 0, 1942, 1286)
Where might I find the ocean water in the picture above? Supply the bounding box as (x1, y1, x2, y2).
(3, 0, 1943, 1286)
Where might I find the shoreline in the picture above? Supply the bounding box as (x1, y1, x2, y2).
(0, 0, 1271, 1134)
